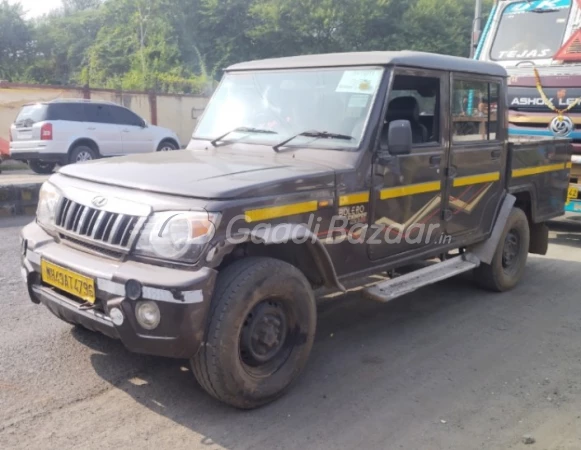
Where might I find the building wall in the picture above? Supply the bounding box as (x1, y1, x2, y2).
(0, 82, 210, 157)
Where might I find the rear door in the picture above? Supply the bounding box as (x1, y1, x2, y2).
(368, 69, 448, 261)
(443, 75, 505, 240)
(11, 104, 48, 144)
(83, 104, 123, 156)
(110, 106, 155, 154)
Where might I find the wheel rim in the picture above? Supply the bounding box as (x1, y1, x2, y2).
(160, 145, 174, 151)
(239, 299, 293, 375)
(502, 229, 520, 274)
(76, 151, 93, 162)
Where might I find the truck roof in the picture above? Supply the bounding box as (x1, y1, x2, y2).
(227, 51, 508, 77)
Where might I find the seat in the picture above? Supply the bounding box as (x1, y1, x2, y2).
(385, 96, 428, 144)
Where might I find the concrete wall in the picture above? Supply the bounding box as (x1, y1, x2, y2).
(0, 82, 210, 157)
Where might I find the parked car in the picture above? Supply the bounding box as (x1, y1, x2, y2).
(9, 99, 181, 174)
(21, 51, 571, 409)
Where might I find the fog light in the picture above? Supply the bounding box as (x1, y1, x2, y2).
(135, 301, 161, 330)
(125, 279, 143, 301)
(110, 307, 124, 326)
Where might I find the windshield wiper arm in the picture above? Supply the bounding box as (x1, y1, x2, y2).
(273, 130, 354, 152)
(210, 127, 278, 147)
(530, 7, 559, 13)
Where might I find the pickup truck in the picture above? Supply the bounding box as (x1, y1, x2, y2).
(20, 51, 572, 409)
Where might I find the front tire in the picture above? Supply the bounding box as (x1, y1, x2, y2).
(69, 145, 97, 164)
(28, 160, 56, 174)
(474, 207, 530, 292)
(191, 257, 317, 409)
(157, 140, 178, 151)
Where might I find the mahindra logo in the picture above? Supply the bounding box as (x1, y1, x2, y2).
(91, 196, 108, 208)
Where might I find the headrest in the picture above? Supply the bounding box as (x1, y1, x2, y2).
(386, 96, 420, 122)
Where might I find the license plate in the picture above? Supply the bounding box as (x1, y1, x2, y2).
(41, 260, 96, 304)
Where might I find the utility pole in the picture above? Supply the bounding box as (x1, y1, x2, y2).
(470, 0, 483, 58)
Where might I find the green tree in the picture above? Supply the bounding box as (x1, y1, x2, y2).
(0, 1, 32, 81)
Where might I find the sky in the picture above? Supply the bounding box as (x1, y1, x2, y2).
(9, 0, 62, 18)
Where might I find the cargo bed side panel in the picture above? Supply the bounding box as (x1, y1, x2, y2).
(507, 139, 572, 222)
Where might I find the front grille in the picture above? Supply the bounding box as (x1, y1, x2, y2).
(55, 198, 141, 251)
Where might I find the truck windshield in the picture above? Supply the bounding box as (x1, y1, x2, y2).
(193, 67, 384, 150)
(490, 0, 571, 61)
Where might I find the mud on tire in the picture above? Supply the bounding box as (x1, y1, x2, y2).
(191, 257, 317, 409)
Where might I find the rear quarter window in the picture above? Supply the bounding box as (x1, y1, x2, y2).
(15, 104, 48, 127)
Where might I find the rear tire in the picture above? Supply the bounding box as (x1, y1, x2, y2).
(69, 145, 97, 164)
(28, 160, 56, 174)
(191, 257, 317, 409)
(474, 207, 530, 292)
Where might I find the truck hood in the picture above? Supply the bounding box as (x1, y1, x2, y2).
(57, 149, 336, 199)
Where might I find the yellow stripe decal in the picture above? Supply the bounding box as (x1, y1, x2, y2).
(380, 181, 441, 200)
(339, 192, 370, 206)
(512, 163, 566, 178)
(245, 201, 318, 223)
(566, 162, 573, 169)
(453, 172, 500, 188)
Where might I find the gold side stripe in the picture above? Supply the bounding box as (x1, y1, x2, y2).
(339, 192, 370, 206)
(566, 162, 573, 169)
(453, 172, 500, 188)
(245, 201, 318, 223)
(512, 163, 566, 178)
(380, 181, 441, 200)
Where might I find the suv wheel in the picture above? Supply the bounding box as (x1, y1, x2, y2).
(157, 140, 178, 151)
(474, 207, 530, 292)
(69, 145, 97, 163)
(28, 160, 56, 174)
(191, 257, 317, 409)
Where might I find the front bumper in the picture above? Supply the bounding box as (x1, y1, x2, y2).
(21, 222, 217, 359)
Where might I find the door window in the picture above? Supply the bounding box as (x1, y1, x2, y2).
(84, 104, 116, 124)
(387, 75, 441, 145)
(452, 80, 500, 142)
(110, 106, 144, 127)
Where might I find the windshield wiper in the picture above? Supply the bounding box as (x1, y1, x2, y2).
(273, 130, 354, 152)
(210, 127, 278, 147)
(530, 7, 559, 13)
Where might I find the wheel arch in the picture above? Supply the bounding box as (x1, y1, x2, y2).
(157, 137, 180, 150)
(68, 138, 100, 157)
(208, 224, 345, 292)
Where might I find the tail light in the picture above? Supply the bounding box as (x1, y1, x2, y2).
(40, 123, 53, 141)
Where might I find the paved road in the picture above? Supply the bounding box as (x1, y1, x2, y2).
(2, 216, 581, 450)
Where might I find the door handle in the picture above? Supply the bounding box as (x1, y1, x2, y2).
(429, 155, 441, 167)
(87, 127, 96, 131)
(491, 149, 502, 160)
(122, 129, 131, 133)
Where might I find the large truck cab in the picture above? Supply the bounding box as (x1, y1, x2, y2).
(476, 0, 581, 212)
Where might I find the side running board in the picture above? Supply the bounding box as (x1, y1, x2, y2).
(364, 254, 481, 303)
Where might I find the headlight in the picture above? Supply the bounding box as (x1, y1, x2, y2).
(135, 211, 219, 264)
(36, 182, 62, 230)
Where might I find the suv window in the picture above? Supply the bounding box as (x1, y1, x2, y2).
(84, 104, 115, 124)
(15, 104, 48, 127)
(452, 79, 500, 142)
(386, 75, 440, 144)
(110, 106, 144, 127)
(46, 103, 87, 122)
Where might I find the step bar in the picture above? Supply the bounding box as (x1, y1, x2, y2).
(364, 254, 481, 303)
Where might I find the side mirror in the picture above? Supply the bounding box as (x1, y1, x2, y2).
(387, 120, 412, 156)
(140, 119, 148, 128)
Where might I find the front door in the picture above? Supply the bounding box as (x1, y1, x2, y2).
(368, 69, 448, 261)
(444, 75, 505, 240)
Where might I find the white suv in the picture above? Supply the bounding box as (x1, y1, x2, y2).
(9, 99, 182, 174)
